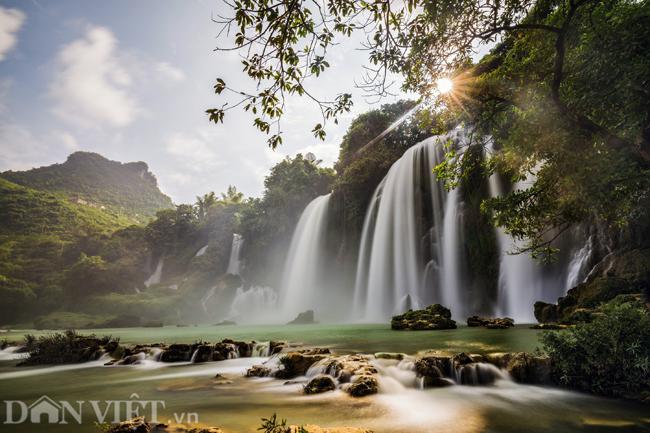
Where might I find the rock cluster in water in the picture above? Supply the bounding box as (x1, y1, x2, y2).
(391, 304, 457, 330)
(247, 350, 379, 398)
(414, 352, 551, 387)
(107, 339, 285, 366)
(466, 316, 515, 329)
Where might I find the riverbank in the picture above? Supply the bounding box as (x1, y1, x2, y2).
(0, 324, 543, 355)
(0, 325, 648, 433)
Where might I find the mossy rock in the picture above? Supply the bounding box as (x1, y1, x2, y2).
(391, 304, 456, 330)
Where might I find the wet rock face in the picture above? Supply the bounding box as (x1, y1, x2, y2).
(391, 304, 457, 330)
(304, 374, 337, 394)
(466, 316, 515, 329)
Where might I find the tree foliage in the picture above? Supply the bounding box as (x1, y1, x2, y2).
(212, 0, 650, 259)
(541, 298, 650, 399)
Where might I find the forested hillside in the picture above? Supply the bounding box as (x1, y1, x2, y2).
(1, 151, 174, 222)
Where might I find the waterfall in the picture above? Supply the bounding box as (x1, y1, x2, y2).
(352, 129, 594, 323)
(228, 286, 278, 323)
(353, 131, 467, 321)
(280, 193, 331, 319)
(144, 258, 163, 288)
(486, 144, 593, 321)
(565, 235, 593, 289)
(226, 234, 243, 275)
(201, 286, 217, 314)
(195, 245, 208, 257)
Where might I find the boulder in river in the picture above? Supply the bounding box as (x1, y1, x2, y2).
(346, 375, 378, 397)
(275, 350, 329, 379)
(391, 304, 456, 330)
(246, 364, 272, 377)
(466, 316, 515, 329)
(304, 374, 337, 394)
(159, 344, 192, 363)
(287, 310, 316, 324)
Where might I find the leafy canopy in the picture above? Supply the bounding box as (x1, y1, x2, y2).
(211, 0, 650, 259)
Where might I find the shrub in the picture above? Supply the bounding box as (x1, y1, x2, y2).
(540, 300, 650, 399)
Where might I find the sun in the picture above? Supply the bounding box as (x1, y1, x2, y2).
(436, 77, 454, 94)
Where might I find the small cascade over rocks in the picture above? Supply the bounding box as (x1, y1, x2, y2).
(280, 194, 332, 320)
(144, 258, 163, 288)
(226, 234, 243, 275)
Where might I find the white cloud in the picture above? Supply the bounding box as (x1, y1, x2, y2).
(0, 7, 25, 62)
(165, 131, 222, 170)
(297, 142, 340, 166)
(55, 131, 78, 150)
(50, 26, 139, 128)
(155, 62, 185, 82)
(0, 122, 46, 170)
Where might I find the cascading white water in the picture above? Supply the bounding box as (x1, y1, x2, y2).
(226, 234, 243, 275)
(144, 258, 163, 288)
(353, 129, 594, 323)
(280, 194, 331, 319)
(228, 286, 278, 323)
(486, 143, 593, 321)
(440, 187, 463, 314)
(565, 235, 593, 289)
(353, 131, 468, 321)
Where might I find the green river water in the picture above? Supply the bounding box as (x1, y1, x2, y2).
(0, 324, 648, 433)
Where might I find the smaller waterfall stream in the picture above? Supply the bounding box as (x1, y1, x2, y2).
(226, 234, 243, 275)
(280, 193, 331, 319)
(144, 258, 163, 288)
(228, 286, 279, 323)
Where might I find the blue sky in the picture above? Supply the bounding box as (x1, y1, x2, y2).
(0, 0, 412, 203)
